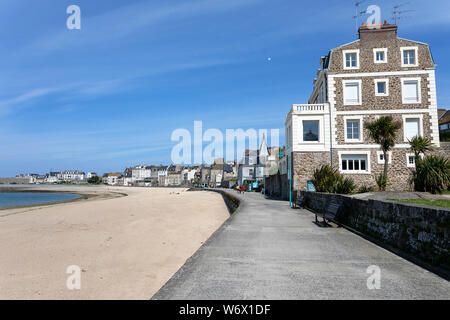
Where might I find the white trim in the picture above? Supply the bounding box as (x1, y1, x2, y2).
(344, 115, 364, 143)
(334, 144, 412, 149)
(334, 39, 360, 49)
(338, 151, 371, 174)
(406, 153, 416, 168)
(401, 46, 419, 67)
(401, 77, 422, 104)
(342, 79, 362, 106)
(299, 117, 324, 144)
(402, 114, 424, 142)
(397, 37, 429, 46)
(406, 153, 424, 168)
(331, 69, 432, 78)
(374, 78, 389, 96)
(335, 109, 431, 115)
(376, 151, 392, 164)
(373, 48, 388, 64)
(343, 49, 360, 70)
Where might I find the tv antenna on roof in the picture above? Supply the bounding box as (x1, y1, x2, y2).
(352, 0, 367, 33)
(392, 2, 415, 25)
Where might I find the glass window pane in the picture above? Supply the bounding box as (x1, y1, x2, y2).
(347, 127, 353, 139)
(361, 160, 366, 171)
(410, 51, 415, 64)
(348, 160, 354, 170)
(303, 121, 319, 141)
(342, 160, 347, 171)
(354, 160, 360, 170)
(377, 82, 386, 94)
(376, 52, 384, 61)
(347, 120, 360, 140)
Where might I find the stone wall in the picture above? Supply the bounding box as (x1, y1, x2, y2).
(292, 152, 330, 191)
(266, 173, 289, 200)
(335, 113, 433, 144)
(0, 177, 31, 184)
(437, 142, 450, 158)
(328, 37, 434, 75)
(296, 191, 450, 277)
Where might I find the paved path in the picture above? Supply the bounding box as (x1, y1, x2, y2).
(153, 191, 449, 300)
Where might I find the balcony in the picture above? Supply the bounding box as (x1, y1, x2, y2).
(290, 103, 329, 115)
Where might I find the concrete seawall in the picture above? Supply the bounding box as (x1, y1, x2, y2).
(188, 188, 241, 214)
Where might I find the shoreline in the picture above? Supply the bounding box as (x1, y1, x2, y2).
(0, 186, 127, 214)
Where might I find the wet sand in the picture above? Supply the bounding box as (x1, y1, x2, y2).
(0, 186, 229, 299)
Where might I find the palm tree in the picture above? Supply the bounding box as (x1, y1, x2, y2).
(365, 116, 401, 188)
(409, 136, 435, 164)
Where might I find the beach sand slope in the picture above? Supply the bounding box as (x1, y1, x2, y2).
(0, 187, 229, 299)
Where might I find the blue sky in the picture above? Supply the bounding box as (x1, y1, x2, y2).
(1, 0, 449, 176)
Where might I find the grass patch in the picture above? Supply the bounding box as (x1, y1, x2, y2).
(388, 198, 450, 209)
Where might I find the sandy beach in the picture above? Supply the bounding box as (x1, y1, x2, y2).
(0, 186, 229, 299)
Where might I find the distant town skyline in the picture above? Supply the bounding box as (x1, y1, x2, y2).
(1, 0, 450, 177)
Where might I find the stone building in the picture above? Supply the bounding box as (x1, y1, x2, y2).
(285, 23, 440, 191)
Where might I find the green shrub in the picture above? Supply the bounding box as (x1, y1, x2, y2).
(333, 178, 356, 195)
(358, 185, 375, 193)
(376, 174, 387, 191)
(311, 165, 355, 194)
(412, 155, 450, 194)
(87, 176, 101, 184)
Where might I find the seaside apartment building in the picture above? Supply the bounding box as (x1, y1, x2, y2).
(285, 23, 440, 191)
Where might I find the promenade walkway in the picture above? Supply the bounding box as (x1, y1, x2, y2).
(153, 191, 449, 299)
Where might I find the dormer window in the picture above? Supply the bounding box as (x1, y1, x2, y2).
(401, 47, 419, 67)
(343, 49, 360, 70)
(373, 48, 387, 63)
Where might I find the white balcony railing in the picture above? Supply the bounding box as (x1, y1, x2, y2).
(291, 103, 329, 114)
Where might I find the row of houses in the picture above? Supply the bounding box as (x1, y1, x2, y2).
(16, 170, 87, 184)
(101, 162, 238, 187)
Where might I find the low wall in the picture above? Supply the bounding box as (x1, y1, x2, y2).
(296, 191, 450, 278)
(188, 188, 240, 214)
(0, 177, 31, 184)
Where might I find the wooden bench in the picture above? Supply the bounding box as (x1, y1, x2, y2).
(316, 201, 340, 225)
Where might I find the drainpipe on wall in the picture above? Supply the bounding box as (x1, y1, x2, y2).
(329, 101, 333, 168)
(289, 153, 292, 208)
(326, 72, 333, 168)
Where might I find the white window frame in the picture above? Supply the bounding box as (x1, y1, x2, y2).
(300, 117, 323, 144)
(377, 151, 392, 164)
(406, 153, 424, 168)
(338, 151, 371, 174)
(401, 46, 419, 67)
(402, 114, 424, 142)
(374, 78, 389, 96)
(344, 115, 364, 143)
(343, 49, 360, 70)
(342, 79, 362, 106)
(401, 77, 421, 104)
(373, 48, 388, 64)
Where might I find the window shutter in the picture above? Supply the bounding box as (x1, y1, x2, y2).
(403, 81, 418, 102)
(345, 83, 359, 103)
(405, 119, 420, 140)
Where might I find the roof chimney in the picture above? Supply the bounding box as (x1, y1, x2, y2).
(358, 23, 397, 41)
